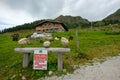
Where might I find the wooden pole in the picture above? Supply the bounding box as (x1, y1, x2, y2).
(58, 52, 63, 71)
(91, 21, 92, 31)
(76, 31, 80, 51)
(23, 53, 30, 68)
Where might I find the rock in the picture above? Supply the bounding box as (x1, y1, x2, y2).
(48, 71, 53, 75)
(31, 33, 53, 40)
(22, 76, 26, 80)
(54, 37, 60, 40)
(43, 41, 51, 48)
(63, 69, 67, 72)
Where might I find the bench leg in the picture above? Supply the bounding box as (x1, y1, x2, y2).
(23, 53, 30, 68)
(58, 52, 63, 71)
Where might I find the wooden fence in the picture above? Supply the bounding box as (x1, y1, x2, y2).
(14, 48, 70, 71)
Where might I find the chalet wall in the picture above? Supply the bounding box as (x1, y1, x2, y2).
(36, 22, 65, 33)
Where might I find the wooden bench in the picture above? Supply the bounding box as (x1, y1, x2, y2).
(14, 48, 70, 71)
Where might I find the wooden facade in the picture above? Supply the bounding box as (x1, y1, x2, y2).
(35, 21, 68, 33)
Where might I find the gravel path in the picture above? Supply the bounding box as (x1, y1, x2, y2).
(40, 55, 120, 80)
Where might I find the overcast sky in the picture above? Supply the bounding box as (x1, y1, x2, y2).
(0, 0, 120, 30)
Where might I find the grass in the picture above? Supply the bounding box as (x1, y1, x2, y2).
(0, 26, 120, 80)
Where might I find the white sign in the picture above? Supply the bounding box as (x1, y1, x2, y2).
(33, 49, 48, 70)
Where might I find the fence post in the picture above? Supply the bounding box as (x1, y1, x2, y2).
(76, 31, 80, 51)
(58, 52, 63, 71)
(23, 53, 30, 68)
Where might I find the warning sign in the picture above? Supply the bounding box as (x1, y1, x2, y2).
(33, 49, 48, 70)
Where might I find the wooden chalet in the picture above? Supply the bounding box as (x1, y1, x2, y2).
(35, 21, 68, 33)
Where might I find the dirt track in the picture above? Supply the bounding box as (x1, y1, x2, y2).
(39, 55, 120, 80)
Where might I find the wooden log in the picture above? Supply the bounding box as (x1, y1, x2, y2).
(15, 48, 70, 53)
(58, 52, 63, 71)
(23, 53, 30, 68)
(76, 31, 80, 51)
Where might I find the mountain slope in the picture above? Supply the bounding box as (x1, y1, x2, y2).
(54, 15, 90, 28)
(104, 9, 120, 21)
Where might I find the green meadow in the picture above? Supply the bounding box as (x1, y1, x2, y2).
(0, 27, 120, 80)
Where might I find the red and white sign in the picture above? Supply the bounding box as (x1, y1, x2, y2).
(33, 49, 48, 70)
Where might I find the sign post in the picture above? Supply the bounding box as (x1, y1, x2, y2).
(33, 49, 48, 70)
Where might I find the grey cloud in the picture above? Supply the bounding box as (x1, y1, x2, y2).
(0, 20, 15, 30)
(1, 0, 44, 17)
(0, 0, 120, 21)
(31, 0, 65, 19)
(1, 0, 65, 19)
(0, 21, 11, 25)
(41, 0, 64, 18)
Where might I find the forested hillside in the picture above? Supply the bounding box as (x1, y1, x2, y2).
(0, 15, 90, 33)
